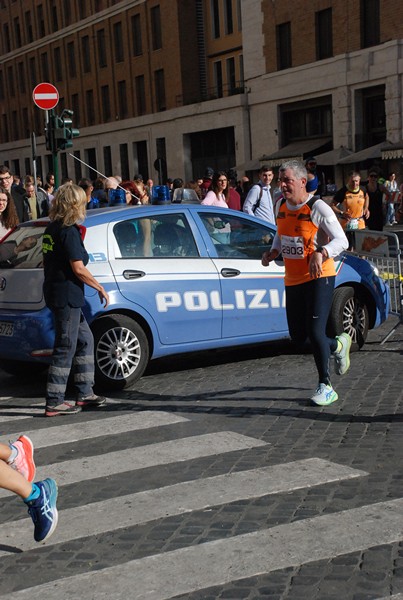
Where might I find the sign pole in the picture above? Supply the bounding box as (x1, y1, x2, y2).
(31, 132, 37, 193)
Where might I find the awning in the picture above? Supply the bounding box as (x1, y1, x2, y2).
(381, 141, 403, 160)
(313, 146, 353, 166)
(232, 158, 262, 172)
(338, 141, 391, 164)
(260, 138, 332, 167)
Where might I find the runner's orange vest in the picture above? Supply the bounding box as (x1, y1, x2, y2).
(276, 198, 336, 286)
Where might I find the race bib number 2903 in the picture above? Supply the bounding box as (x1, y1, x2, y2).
(281, 235, 305, 259)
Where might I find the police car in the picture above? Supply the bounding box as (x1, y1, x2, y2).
(0, 204, 390, 390)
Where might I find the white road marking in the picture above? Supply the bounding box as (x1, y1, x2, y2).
(0, 411, 189, 448)
(0, 458, 366, 555)
(0, 432, 267, 498)
(6, 498, 403, 599)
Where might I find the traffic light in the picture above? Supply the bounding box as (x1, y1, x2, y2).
(61, 113, 80, 149)
(53, 110, 80, 151)
(45, 114, 56, 153)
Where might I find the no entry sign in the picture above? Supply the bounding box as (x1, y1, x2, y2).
(32, 82, 59, 110)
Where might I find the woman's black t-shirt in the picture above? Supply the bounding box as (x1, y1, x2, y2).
(42, 221, 89, 308)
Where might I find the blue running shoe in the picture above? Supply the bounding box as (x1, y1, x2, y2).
(25, 478, 58, 542)
(311, 383, 338, 406)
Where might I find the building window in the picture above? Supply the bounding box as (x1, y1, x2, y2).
(29, 57, 36, 88)
(50, 0, 58, 31)
(85, 148, 97, 181)
(117, 80, 128, 118)
(236, 0, 242, 31)
(14, 17, 22, 47)
(71, 93, 80, 128)
(12, 110, 19, 140)
(81, 36, 91, 73)
(113, 22, 124, 62)
(103, 146, 112, 176)
(86, 89, 95, 126)
(226, 57, 236, 94)
(3, 24, 11, 53)
(120, 143, 129, 180)
(151, 5, 162, 50)
(60, 153, 68, 180)
(101, 85, 111, 122)
(357, 85, 386, 148)
(78, 3, 87, 20)
(316, 8, 333, 60)
(24, 157, 31, 176)
(67, 42, 76, 78)
(131, 14, 142, 56)
(1, 114, 9, 144)
(17, 62, 25, 94)
(154, 69, 166, 111)
(37, 5, 45, 37)
(97, 29, 107, 68)
(361, 0, 380, 48)
(63, 0, 71, 26)
(281, 98, 332, 144)
(224, 0, 233, 35)
(25, 11, 33, 44)
(54, 47, 62, 81)
(213, 61, 223, 98)
(135, 74, 146, 115)
(276, 22, 292, 70)
(211, 0, 220, 38)
(73, 150, 82, 182)
(7, 66, 15, 97)
(41, 52, 49, 81)
(22, 109, 30, 140)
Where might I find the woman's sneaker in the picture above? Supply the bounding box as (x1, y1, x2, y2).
(311, 383, 338, 406)
(334, 332, 352, 375)
(25, 478, 58, 542)
(8, 435, 36, 482)
(76, 394, 107, 408)
(45, 402, 82, 417)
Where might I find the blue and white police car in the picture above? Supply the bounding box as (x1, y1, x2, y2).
(0, 203, 390, 390)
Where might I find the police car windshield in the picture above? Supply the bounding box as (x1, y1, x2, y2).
(0, 224, 47, 269)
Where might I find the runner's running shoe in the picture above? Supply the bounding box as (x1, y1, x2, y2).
(311, 383, 338, 406)
(25, 478, 58, 542)
(334, 332, 352, 375)
(8, 435, 36, 482)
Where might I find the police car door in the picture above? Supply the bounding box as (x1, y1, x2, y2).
(108, 211, 222, 345)
(196, 210, 289, 339)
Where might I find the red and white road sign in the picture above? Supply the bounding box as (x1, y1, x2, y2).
(32, 82, 59, 110)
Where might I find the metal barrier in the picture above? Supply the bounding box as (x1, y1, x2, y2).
(346, 229, 402, 343)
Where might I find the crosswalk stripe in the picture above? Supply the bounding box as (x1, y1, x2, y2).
(6, 497, 403, 599)
(0, 458, 366, 555)
(0, 411, 189, 449)
(0, 403, 43, 423)
(375, 596, 403, 600)
(0, 432, 267, 498)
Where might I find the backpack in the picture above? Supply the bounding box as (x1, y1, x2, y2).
(252, 185, 264, 213)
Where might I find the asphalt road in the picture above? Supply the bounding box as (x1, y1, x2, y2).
(0, 314, 402, 599)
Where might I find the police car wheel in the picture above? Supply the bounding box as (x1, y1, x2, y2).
(328, 286, 369, 351)
(93, 315, 149, 390)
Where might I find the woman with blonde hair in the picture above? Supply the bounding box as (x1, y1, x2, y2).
(0, 187, 19, 240)
(42, 184, 109, 417)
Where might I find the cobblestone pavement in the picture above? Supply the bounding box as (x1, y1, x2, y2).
(0, 315, 402, 599)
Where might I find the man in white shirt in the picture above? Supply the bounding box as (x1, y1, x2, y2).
(243, 165, 275, 224)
